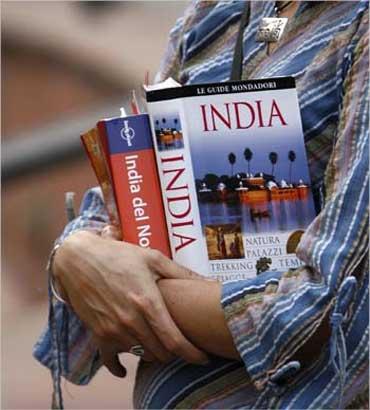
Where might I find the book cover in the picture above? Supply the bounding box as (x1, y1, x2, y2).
(97, 114, 171, 257)
(146, 77, 316, 280)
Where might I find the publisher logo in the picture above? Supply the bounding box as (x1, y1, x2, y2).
(120, 120, 135, 147)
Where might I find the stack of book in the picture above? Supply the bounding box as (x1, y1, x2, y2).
(81, 77, 316, 280)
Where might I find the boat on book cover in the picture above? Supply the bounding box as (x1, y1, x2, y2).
(146, 77, 316, 280)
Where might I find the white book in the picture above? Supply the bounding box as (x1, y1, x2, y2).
(146, 77, 316, 280)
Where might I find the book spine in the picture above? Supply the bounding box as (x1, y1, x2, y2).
(147, 100, 209, 275)
(97, 115, 171, 257)
(81, 127, 121, 227)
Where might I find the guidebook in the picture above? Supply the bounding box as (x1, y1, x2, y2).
(145, 77, 316, 280)
(82, 114, 171, 258)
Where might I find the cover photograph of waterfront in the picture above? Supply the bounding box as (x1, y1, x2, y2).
(153, 114, 184, 151)
(195, 145, 317, 261)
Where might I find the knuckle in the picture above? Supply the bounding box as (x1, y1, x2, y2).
(126, 291, 138, 305)
(165, 336, 183, 355)
(142, 296, 156, 312)
(119, 315, 135, 330)
(115, 309, 134, 328)
(188, 268, 200, 278)
(130, 292, 154, 312)
(147, 248, 163, 267)
(182, 267, 194, 278)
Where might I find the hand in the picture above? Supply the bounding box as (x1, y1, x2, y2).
(53, 229, 208, 377)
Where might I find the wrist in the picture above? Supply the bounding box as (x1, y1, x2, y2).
(48, 243, 69, 304)
(52, 229, 99, 295)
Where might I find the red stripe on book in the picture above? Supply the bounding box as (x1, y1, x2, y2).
(110, 149, 171, 257)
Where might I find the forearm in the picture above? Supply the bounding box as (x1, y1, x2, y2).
(158, 279, 240, 360)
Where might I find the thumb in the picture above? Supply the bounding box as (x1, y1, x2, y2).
(101, 225, 122, 240)
(99, 347, 126, 378)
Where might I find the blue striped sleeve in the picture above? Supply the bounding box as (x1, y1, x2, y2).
(33, 187, 109, 385)
(221, 11, 369, 393)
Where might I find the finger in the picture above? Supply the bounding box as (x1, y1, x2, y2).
(101, 225, 121, 240)
(143, 290, 209, 365)
(127, 315, 175, 363)
(152, 252, 204, 281)
(113, 329, 156, 363)
(99, 348, 127, 378)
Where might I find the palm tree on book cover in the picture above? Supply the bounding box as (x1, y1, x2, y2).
(244, 147, 253, 175)
(288, 150, 296, 183)
(173, 118, 178, 130)
(228, 152, 236, 176)
(269, 151, 278, 176)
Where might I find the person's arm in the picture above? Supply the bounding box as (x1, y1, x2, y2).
(53, 230, 208, 368)
(220, 8, 369, 397)
(81, 223, 239, 360)
(54, 230, 240, 361)
(158, 279, 239, 360)
(33, 187, 208, 390)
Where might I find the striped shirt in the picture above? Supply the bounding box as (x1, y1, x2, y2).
(33, 1, 369, 409)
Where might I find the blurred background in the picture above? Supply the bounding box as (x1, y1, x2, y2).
(1, 1, 187, 408)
